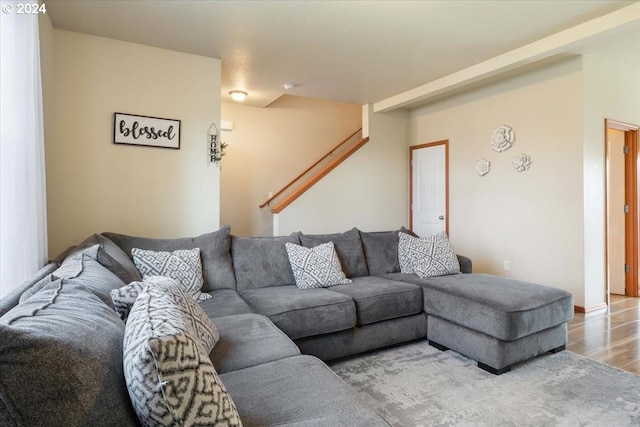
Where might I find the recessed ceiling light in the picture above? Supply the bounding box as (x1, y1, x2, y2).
(229, 91, 248, 102)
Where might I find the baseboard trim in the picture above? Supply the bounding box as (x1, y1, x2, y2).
(574, 303, 608, 313)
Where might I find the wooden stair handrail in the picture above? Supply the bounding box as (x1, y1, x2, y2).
(259, 127, 363, 208)
(271, 136, 369, 213)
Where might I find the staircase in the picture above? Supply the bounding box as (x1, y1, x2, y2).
(259, 127, 369, 214)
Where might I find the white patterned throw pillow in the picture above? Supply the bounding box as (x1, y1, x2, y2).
(132, 247, 211, 302)
(110, 280, 146, 322)
(116, 276, 220, 350)
(399, 232, 448, 273)
(123, 280, 240, 427)
(398, 232, 460, 278)
(398, 232, 415, 274)
(285, 242, 352, 289)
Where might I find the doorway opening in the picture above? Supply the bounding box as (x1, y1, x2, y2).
(605, 119, 640, 305)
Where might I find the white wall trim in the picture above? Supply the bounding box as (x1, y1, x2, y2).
(272, 213, 279, 236)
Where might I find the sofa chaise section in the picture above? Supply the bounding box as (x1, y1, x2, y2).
(383, 272, 573, 374)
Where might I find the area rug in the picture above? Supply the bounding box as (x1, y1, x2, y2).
(329, 341, 640, 426)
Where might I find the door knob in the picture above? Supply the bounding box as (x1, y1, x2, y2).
(438, 215, 445, 220)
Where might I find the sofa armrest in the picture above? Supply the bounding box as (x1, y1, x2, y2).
(457, 255, 472, 274)
(0, 262, 58, 317)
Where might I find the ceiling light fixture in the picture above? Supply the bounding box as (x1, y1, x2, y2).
(283, 83, 295, 91)
(229, 91, 248, 102)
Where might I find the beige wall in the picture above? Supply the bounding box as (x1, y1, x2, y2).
(220, 95, 361, 236)
(43, 30, 221, 257)
(409, 58, 585, 304)
(582, 55, 640, 308)
(277, 105, 409, 235)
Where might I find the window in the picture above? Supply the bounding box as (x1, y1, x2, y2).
(0, 6, 48, 298)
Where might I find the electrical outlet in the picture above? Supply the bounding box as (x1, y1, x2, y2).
(503, 261, 510, 271)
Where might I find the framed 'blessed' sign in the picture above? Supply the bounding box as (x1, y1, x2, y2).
(113, 113, 181, 149)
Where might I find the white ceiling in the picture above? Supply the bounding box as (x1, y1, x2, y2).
(46, 1, 640, 108)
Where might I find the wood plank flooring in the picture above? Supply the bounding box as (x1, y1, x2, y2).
(567, 294, 640, 374)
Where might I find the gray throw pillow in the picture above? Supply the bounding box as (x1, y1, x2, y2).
(358, 226, 413, 275)
(123, 281, 240, 426)
(285, 242, 352, 289)
(231, 233, 300, 290)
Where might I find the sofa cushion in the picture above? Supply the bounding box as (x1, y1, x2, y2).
(219, 355, 389, 427)
(132, 247, 211, 301)
(19, 250, 126, 309)
(123, 281, 240, 426)
(53, 234, 143, 284)
(239, 286, 356, 340)
(285, 242, 352, 289)
(232, 234, 300, 290)
(328, 276, 423, 326)
(19, 253, 83, 303)
(199, 289, 255, 318)
(209, 314, 300, 374)
(358, 226, 412, 276)
(0, 279, 138, 427)
(383, 272, 574, 341)
(299, 227, 369, 277)
(398, 231, 460, 277)
(103, 225, 235, 291)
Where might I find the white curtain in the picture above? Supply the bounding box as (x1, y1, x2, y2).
(0, 5, 48, 298)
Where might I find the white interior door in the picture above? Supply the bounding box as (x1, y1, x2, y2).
(411, 143, 447, 237)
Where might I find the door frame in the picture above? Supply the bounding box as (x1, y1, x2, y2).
(409, 140, 449, 235)
(605, 119, 640, 302)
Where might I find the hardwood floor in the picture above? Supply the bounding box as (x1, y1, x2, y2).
(567, 294, 640, 374)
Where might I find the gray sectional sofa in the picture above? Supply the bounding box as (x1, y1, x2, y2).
(0, 225, 574, 426)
